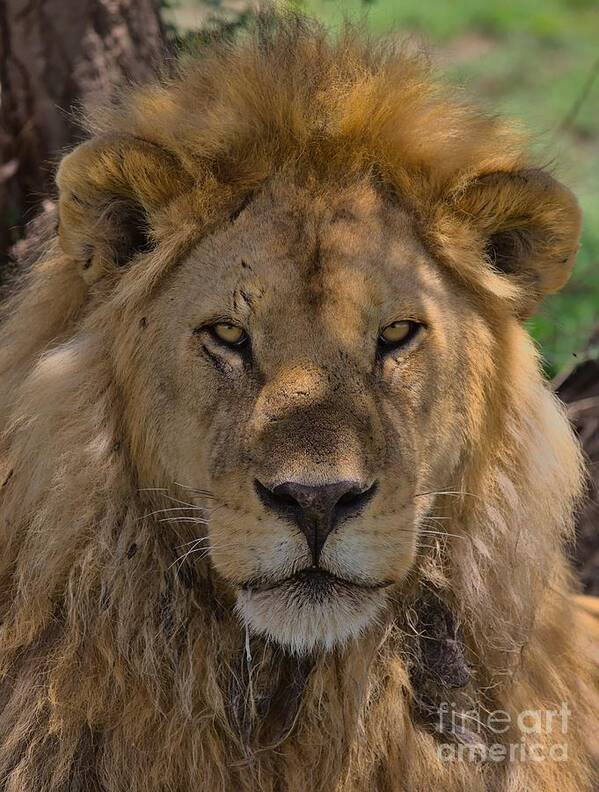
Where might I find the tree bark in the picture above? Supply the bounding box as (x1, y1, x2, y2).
(556, 327, 599, 594)
(0, 0, 168, 267)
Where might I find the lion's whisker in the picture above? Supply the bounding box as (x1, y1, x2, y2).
(139, 487, 214, 510)
(139, 505, 210, 521)
(421, 522, 472, 541)
(158, 515, 210, 523)
(420, 515, 450, 521)
(392, 523, 472, 544)
(175, 537, 210, 549)
(161, 493, 206, 509)
(170, 541, 239, 570)
(418, 528, 460, 538)
(169, 541, 209, 570)
(414, 489, 482, 499)
(173, 481, 216, 499)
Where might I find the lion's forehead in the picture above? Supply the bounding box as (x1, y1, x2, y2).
(171, 179, 450, 353)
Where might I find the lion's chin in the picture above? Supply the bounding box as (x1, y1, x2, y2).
(235, 571, 389, 655)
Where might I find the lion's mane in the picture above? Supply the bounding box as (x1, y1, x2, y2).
(0, 15, 594, 792)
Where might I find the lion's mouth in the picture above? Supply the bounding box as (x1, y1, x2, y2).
(242, 567, 391, 596)
(236, 567, 392, 652)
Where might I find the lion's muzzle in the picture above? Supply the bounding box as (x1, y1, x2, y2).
(254, 478, 377, 564)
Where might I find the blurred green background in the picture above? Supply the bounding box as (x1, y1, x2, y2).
(167, 0, 599, 376)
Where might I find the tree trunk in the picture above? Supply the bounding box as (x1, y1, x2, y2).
(556, 327, 599, 594)
(0, 0, 168, 267)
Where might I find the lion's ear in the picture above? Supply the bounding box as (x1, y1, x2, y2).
(452, 170, 582, 318)
(56, 135, 191, 284)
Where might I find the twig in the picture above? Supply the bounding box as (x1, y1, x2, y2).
(558, 55, 599, 133)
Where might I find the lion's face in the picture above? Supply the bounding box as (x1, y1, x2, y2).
(128, 178, 495, 653)
(50, 22, 581, 657)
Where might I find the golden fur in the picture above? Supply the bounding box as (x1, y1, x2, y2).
(0, 15, 595, 791)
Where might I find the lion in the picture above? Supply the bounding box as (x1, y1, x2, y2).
(0, 14, 596, 792)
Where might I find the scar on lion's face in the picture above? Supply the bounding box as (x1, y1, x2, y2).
(129, 178, 489, 654)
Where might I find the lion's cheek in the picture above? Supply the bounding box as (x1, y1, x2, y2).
(207, 511, 306, 585)
(322, 514, 418, 584)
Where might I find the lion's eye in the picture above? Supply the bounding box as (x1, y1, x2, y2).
(210, 323, 248, 348)
(378, 320, 421, 351)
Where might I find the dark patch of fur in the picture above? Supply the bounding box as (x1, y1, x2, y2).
(228, 641, 316, 756)
(126, 543, 138, 559)
(229, 192, 255, 223)
(403, 589, 481, 747)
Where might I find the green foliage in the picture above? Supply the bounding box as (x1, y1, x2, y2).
(167, 0, 599, 376)
(164, 0, 264, 44)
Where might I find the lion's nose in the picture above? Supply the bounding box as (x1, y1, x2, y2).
(255, 479, 377, 563)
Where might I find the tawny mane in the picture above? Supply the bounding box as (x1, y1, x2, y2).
(0, 15, 594, 792)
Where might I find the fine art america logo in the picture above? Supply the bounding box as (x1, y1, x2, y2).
(436, 702, 571, 763)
